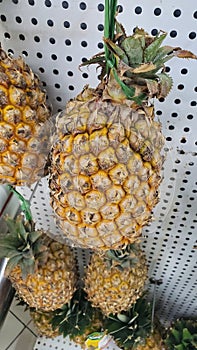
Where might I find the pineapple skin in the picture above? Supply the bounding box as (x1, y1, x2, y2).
(49, 84, 164, 250)
(0, 46, 51, 185)
(84, 247, 147, 316)
(30, 309, 60, 338)
(134, 333, 165, 350)
(9, 239, 77, 312)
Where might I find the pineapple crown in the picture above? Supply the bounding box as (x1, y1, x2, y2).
(104, 296, 152, 349)
(51, 288, 103, 339)
(105, 244, 143, 271)
(0, 215, 47, 279)
(0, 186, 49, 279)
(165, 318, 197, 350)
(81, 0, 197, 105)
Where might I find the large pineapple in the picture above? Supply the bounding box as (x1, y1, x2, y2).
(165, 318, 197, 350)
(51, 288, 104, 349)
(84, 244, 147, 316)
(49, 1, 196, 250)
(0, 215, 77, 311)
(104, 297, 164, 350)
(0, 45, 52, 185)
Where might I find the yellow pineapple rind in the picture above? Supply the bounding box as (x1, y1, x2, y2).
(0, 47, 52, 185)
(84, 246, 148, 316)
(9, 240, 77, 312)
(49, 85, 164, 250)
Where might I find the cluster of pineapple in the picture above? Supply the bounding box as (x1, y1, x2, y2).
(0, 0, 196, 349)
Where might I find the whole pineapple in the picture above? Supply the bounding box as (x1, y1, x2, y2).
(104, 297, 164, 350)
(51, 289, 104, 349)
(84, 244, 147, 316)
(0, 215, 77, 311)
(30, 309, 60, 338)
(0, 45, 52, 185)
(165, 318, 197, 350)
(49, 1, 196, 250)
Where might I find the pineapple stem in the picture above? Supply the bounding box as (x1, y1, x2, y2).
(104, 0, 117, 75)
(8, 185, 32, 222)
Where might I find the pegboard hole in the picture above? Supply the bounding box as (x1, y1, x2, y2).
(34, 35, 40, 43)
(19, 34, 25, 41)
(135, 6, 142, 15)
(79, 2, 87, 10)
(47, 19, 54, 26)
(49, 37, 56, 44)
(31, 18, 38, 25)
(4, 32, 11, 39)
(151, 28, 158, 36)
(154, 8, 162, 16)
(80, 22, 87, 30)
(62, 1, 69, 9)
(45, 0, 52, 7)
(170, 30, 178, 38)
(98, 3, 104, 11)
(189, 31, 196, 39)
(181, 68, 188, 75)
(173, 9, 181, 17)
(0, 15, 6, 21)
(177, 84, 184, 90)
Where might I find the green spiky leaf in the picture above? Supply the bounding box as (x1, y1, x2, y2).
(104, 297, 152, 349)
(51, 289, 103, 339)
(121, 36, 145, 66)
(144, 32, 167, 63)
(157, 72, 173, 98)
(165, 319, 197, 350)
(0, 216, 46, 279)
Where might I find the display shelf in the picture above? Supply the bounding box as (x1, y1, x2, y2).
(34, 335, 121, 350)
(0, 2, 196, 349)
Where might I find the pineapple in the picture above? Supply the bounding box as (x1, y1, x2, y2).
(49, 1, 196, 250)
(51, 288, 104, 348)
(0, 45, 52, 185)
(0, 215, 77, 311)
(30, 309, 60, 338)
(134, 332, 165, 350)
(84, 244, 147, 316)
(104, 297, 164, 350)
(165, 318, 197, 350)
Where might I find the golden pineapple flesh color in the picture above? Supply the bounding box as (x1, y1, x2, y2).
(49, 85, 164, 250)
(9, 240, 77, 311)
(84, 246, 147, 316)
(0, 46, 51, 185)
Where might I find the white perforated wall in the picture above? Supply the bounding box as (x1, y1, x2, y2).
(0, 1, 196, 349)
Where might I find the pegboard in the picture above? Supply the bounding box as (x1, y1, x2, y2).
(0, 1, 196, 349)
(34, 335, 121, 350)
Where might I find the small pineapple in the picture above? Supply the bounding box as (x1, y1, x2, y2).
(51, 289, 104, 349)
(0, 215, 77, 311)
(30, 309, 60, 338)
(49, 1, 196, 250)
(165, 318, 197, 350)
(104, 297, 164, 350)
(0, 45, 52, 185)
(134, 332, 165, 350)
(84, 244, 147, 316)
